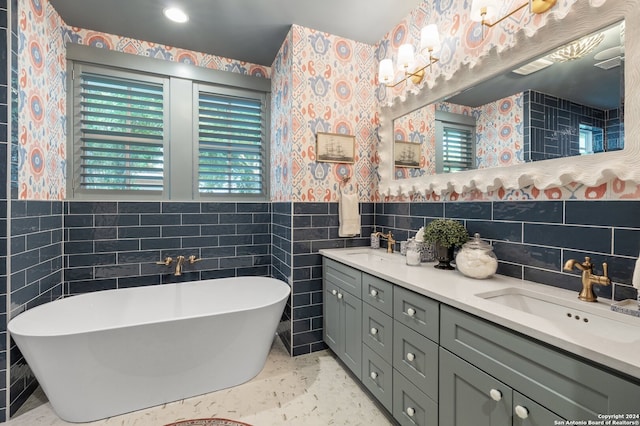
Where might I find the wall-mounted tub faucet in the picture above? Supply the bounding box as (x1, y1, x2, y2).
(157, 255, 201, 276)
(563, 256, 611, 302)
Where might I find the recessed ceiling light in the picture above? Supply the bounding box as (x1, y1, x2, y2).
(163, 7, 189, 23)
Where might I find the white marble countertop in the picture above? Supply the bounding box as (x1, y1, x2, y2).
(320, 247, 640, 381)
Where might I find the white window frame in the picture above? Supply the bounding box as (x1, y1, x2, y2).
(66, 44, 271, 201)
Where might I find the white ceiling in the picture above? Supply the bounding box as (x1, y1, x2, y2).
(49, 0, 423, 66)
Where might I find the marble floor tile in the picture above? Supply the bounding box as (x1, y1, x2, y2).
(8, 338, 393, 426)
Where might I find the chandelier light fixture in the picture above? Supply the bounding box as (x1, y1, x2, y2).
(378, 24, 441, 88)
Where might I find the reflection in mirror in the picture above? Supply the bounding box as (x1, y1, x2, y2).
(392, 21, 625, 180)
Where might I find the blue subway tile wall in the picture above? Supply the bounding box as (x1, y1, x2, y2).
(290, 202, 372, 356)
(9, 200, 64, 417)
(1, 0, 7, 418)
(271, 202, 293, 353)
(64, 201, 272, 295)
(373, 200, 639, 302)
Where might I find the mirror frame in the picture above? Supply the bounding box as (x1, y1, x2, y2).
(378, 0, 639, 196)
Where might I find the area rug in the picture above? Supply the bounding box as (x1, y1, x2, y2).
(165, 418, 252, 426)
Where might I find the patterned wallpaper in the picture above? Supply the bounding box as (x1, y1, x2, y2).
(16, 0, 640, 203)
(272, 25, 378, 203)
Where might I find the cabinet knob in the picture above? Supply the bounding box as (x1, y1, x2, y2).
(406, 407, 415, 417)
(370, 289, 378, 297)
(331, 289, 337, 296)
(337, 292, 343, 299)
(489, 389, 502, 401)
(406, 307, 416, 317)
(515, 405, 529, 419)
(370, 327, 378, 335)
(406, 352, 415, 362)
(370, 371, 378, 380)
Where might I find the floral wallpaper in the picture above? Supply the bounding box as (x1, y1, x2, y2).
(16, 0, 640, 202)
(271, 25, 378, 202)
(17, 0, 66, 200)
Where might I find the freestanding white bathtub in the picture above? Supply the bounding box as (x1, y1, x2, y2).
(8, 276, 290, 423)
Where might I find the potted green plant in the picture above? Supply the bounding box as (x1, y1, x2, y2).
(423, 219, 469, 270)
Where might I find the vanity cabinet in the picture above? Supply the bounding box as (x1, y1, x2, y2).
(323, 259, 362, 379)
(440, 305, 640, 421)
(440, 348, 561, 426)
(322, 253, 640, 426)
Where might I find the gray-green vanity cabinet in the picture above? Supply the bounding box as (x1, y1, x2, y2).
(362, 273, 394, 412)
(323, 259, 362, 379)
(439, 348, 560, 426)
(440, 305, 640, 422)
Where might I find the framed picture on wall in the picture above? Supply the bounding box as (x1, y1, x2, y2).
(394, 141, 421, 168)
(316, 132, 355, 164)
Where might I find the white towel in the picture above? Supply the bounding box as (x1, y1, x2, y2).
(632, 252, 640, 291)
(339, 192, 361, 237)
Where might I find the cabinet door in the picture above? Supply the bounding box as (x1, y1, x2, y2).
(323, 281, 341, 353)
(513, 392, 564, 426)
(440, 348, 511, 426)
(341, 290, 362, 380)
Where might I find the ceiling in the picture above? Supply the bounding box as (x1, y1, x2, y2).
(447, 23, 625, 110)
(49, 0, 422, 66)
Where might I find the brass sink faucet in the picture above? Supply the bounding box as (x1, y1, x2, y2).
(374, 232, 396, 253)
(563, 256, 611, 302)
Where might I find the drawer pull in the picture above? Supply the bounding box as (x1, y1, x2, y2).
(406, 407, 416, 417)
(337, 292, 343, 299)
(489, 389, 502, 401)
(370, 327, 378, 335)
(331, 289, 337, 296)
(370, 289, 378, 297)
(406, 352, 415, 362)
(515, 405, 529, 419)
(406, 307, 416, 317)
(370, 371, 378, 380)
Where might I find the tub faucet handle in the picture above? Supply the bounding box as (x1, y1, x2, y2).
(188, 255, 201, 264)
(156, 256, 173, 266)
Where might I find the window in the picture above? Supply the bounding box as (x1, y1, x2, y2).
(197, 89, 265, 194)
(67, 46, 270, 200)
(579, 123, 597, 155)
(75, 68, 167, 193)
(435, 111, 476, 173)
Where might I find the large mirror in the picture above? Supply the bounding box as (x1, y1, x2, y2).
(379, 0, 640, 196)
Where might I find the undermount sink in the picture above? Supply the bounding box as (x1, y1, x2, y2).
(343, 250, 403, 264)
(476, 287, 640, 344)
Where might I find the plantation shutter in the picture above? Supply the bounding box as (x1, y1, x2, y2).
(197, 89, 266, 195)
(76, 67, 166, 192)
(442, 125, 474, 172)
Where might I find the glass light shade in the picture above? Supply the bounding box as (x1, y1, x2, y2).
(548, 32, 605, 62)
(397, 44, 415, 70)
(163, 7, 189, 23)
(378, 59, 395, 84)
(420, 24, 441, 52)
(470, 0, 499, 22)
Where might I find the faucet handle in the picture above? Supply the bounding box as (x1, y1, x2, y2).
(188, 255, 201, 264)
(602, 262, 609, 278)
(156, 256, 173, 266)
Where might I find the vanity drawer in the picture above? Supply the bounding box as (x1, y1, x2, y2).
(323, 258, 362, 297)
(393, 369, 438, 426)
(394, 286, 439, 342)
(362, 344, 393, 413)
(362, 273, 393, 316)
(393, 321, 438, 402)
(363, 303, 393, 362)
(440, 305, 640, 420)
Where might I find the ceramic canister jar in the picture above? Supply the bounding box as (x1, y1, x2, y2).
(455, 233, 498, 279)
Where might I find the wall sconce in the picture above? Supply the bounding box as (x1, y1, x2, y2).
(378, 24, 440, 88)
(471, 0, 557, 38)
